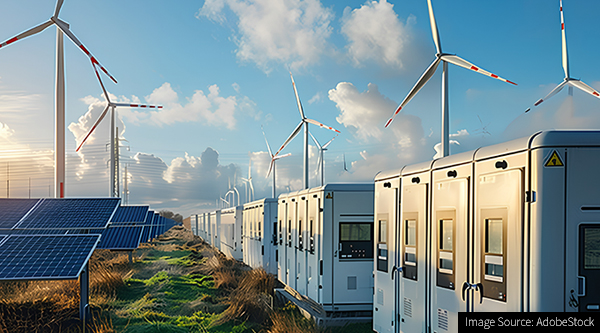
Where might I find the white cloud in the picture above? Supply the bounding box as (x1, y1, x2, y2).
(341, 0, 417, 69)
(0, 121, 14, 139)
(197, 0, 334, 72)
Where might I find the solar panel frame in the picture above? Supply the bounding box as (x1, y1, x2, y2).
(14, 198, 120, 230)
(0, 234, 101, 281)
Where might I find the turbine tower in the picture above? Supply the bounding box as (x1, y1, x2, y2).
(0, 0, 117, 198)
(384, 0, 516, 157)
(526, 0, 600, 112)
(310, 132, 336, 186)
(264, 128, 291, 198)
(76, 62, 162, 197)
(241, 159, 254, 203)
(274, 73, 340, 189)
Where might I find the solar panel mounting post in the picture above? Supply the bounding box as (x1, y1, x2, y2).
(79, 261, 90, 326)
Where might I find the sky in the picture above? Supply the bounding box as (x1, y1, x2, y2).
(1, 0, 600, 217)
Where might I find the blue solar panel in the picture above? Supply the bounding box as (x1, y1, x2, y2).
(110, 206, 149, 224)
(139, 210, 154, 243)
(97, 225, 144, 250)
(15, 198, 120, 230)
(0, 234, 101, 280)
(0, 199, 41, 229)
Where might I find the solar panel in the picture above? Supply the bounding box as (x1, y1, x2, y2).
(97, 225, 144, 250)
(140, 210, 154, 243)
(15, 198, 120, 230)
(0, 234, 101, 280)
(0, 199, 41, 229)
(110, 206, 149, 225)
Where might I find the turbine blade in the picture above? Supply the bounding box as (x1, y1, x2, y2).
(266, 159, 274, 178)
(385, 58, 441, 128)
(274, 121, 304, 157)
(76, 105, 110, 152)
(91, 61, 110, 103)
(273, 153, 292, 160)
(290, 72, 306, 119)
(54, 19, 118, 84)
(54, 0, 64, 17)
(441, 54, 517, 85)
(560, 0, 569, 78)
(427, 0, 442, 54)
(0, 20, 53, 49)
(113, 102, 163, 109)
(309, 131, 321, 148)
(262, 127, 273, 157)
(322, 135, 336, 149)
(305, 118, 341, 133)
(533, 80, 568, 106)
(569, 80, 600, 99)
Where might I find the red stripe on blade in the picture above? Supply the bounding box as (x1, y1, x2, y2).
(491, 74, 498, 78)
(80, 45, 90, 55)
(471, 66, 479, 71)
(594, 92, 599, 97)
(5, 37, 18, 45)
(534, 99, 543, 106)
(507, 80, 517, 85)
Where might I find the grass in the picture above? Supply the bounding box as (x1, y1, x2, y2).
(0, 226, 374, 333)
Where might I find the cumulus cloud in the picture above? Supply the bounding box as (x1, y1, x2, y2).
(197, 0, 334, 72)
(341, 0, 419, 69)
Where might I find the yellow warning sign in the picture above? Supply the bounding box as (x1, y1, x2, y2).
(544, 150, 564, 167)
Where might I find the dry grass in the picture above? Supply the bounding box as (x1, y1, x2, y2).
(215, 268, 275, 326)
(205, 255, 245, 290)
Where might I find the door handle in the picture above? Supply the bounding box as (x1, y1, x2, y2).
(462, 282, 484, 304)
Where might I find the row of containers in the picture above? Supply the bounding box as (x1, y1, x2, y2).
(188, 130, 600, 332)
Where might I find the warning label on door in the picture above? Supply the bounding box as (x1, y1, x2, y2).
(544, 150, 564, 167)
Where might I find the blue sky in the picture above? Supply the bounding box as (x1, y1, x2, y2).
(1, 0, 599, 217)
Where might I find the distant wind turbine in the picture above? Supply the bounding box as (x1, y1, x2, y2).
(241, 159, 254, 203)
(384, 0, 516, 157)
(274, 72, 340, 189)
(310, 132, 336, 186)
(76, 62, 162, 197)
(263, 128, 291, 198)
(525, 0, 600, 113)
(343, 153, 349, 172)
(0, 0, 118, 197)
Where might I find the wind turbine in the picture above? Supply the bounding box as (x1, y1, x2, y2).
(343, 153, 349, 172)
(274, 72, 340, 189)
(0, 0, 118, 198)
(384, 0, 516, 157)
(310, 133, 336, 186)
(76, 61, 162, 197)
(525, 0, 600, 112)
(241, 159, 254, 203)
(264, 128, 291, 198)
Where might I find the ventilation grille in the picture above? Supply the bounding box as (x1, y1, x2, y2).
(438, 308, 449, 331)
(377, 288, 384, 305)
(403, 297, 412, 318)
(348, 276, 357, 290)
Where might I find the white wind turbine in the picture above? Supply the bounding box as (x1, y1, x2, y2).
(525, 0, 600, 112)
(264, 128, 291, 198)
(0, 0, 117, 198)
(274, 72, 340, 189)
(75, 61, 162, 197)
(310, 133, 336, 186)
(241, 159, 254, 203)
(385, 0, 516, 157)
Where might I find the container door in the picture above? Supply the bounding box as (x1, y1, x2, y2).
(578, 224, 600, 311)
(430, 173, 469, 332)
(398, 178, 428, 333)
(473, 168, 523, 312)
(373, 178, 399, 333)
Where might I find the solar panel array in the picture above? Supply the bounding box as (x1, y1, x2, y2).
(0, 198, 179, 281)
(15, 198, 120, 230)
(0, 234, 101, 281)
